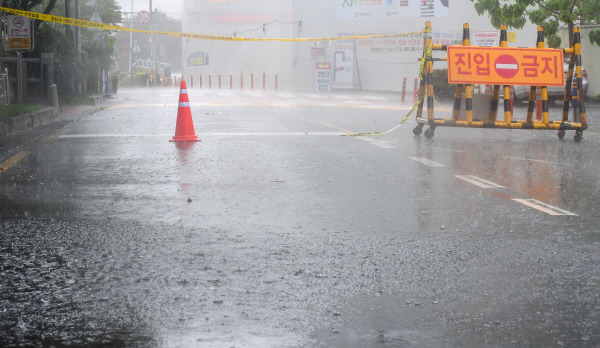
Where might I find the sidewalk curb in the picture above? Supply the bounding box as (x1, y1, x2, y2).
(0, 98, 120, 139)
(0, 106, 59, 137)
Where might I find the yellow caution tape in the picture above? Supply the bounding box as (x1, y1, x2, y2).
(0, 7, 425, 42)
(342, 94, 425, 137)
(418, 44, 432, 81)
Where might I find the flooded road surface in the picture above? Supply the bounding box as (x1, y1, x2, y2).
(1, 88, 599, 347)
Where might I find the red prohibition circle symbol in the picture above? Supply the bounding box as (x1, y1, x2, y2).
(13, 17, 25, 28)
(495, 54, 519, 79)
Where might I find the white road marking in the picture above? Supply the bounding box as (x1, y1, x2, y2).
(409, 157, 445, 167)
(505, 156, 565, 166)
(454, 175, 505, 188)
(512, 198, 578, 216)
(359, 137, 396, 149)
(430, 146, 464, 153)
(304, 93, 325, 99)
(57, 132, 344, 138)
(58, 134, 171, 138)
(276, 93, 294, 98)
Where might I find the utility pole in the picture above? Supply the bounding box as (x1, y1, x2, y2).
(128, 0, 133, 75)
(149, 0, 154, 85)
(76, 0, 81, 63)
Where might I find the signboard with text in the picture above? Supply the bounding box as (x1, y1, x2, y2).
(6, 15, 32, 51)
(473, 31, 498, 47)
(333, 42, 353, 89)
(336, 0, 449, 20)
(316, 62, 331, 92)
(447, 46, 564, 86)
(188, 52, 209, 66)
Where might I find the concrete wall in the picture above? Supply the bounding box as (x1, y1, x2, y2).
(291, 0, 538, 92)
(181, 0, 294, 90)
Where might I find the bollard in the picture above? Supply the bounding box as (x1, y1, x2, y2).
(241, 73, 244, 90)
(209, 75, 212, 89)
(230, 75, 233, 90)
(219, 75, 222, 90)
(199, 75, 202, 89)
(413, 78, 418, 104)
(275, 74, 279, 91)
(263, 73, 266, 91)
(190, 75, 194, 89)
(251, 73, 254, 90)
(401, 77, 407, 104)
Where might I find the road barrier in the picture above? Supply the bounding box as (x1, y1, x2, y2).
(413, 22, 588, 142)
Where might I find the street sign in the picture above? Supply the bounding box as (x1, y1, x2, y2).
(137, 10, 151, 25)
(6, 15, 32, 51)
(447, 46, 564, 86)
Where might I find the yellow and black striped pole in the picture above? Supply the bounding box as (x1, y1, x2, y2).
(562, 44, 576, 123)
(574, 27, 588, 133)
(462, 24, 473, 124)
(425, 24, 435, 123)
(489, 25, 507, 123)
(452, 24, 471, 122)
(416, 22, 431, 122)
(536, 27, 550, 125)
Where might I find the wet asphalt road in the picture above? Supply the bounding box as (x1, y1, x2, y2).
(1, 88, 599, 347)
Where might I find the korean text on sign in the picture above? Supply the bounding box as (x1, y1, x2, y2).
(447, 46, 564, 86)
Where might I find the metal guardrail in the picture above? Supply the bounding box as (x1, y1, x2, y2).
(0, 68, 9, 105)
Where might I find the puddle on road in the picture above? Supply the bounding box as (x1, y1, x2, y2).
(310, 293, 443, 348)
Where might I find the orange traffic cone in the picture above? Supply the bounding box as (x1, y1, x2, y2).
(170, 80, 201, 143)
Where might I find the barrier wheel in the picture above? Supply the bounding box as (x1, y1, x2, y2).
(574, 131, 583, 142)
(413, 125, 423, 136)
(424, 128, 435, 139)
(558, 130, 566, 140)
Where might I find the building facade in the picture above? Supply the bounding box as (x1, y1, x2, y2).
(181, 0, 560, 92)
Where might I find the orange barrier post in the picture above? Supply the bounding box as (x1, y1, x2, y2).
(401, 77, 407, 104)
(170, 81, 201, 143)
(413, 78, 418, 104)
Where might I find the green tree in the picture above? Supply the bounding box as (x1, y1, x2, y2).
(470, 0, 600, 48)
(2, 0, 121, 98)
